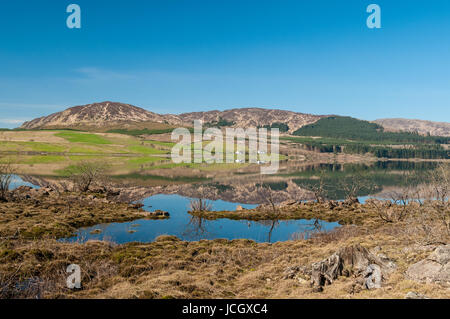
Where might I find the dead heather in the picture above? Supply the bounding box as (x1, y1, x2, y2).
(0, 183, 449, 299)
(1, 224, 449, 299)
(0, 187, 146, 239)
(189, 200, 384, 227)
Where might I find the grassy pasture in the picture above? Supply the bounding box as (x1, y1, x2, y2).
(0, 130, 276, 177)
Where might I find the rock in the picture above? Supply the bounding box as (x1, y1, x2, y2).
(429, 245, 450, 265)
(406, 244, 450, 285)
(364, 264, 382, 289)
(236, 205, 244, 211)
(310, 244, 396, 289)
(405, 291, 430, 299)
(283, 265, 310, 280)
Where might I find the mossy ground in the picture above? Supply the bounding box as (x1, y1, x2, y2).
(189, 201, 383, 226)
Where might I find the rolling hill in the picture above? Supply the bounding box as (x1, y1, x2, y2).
(20, 102, 174, 131)
(19, 102, 324, 133)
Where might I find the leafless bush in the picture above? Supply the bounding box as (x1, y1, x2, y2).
(189, 198, 212, 212)
(339, 171, 376, 203)
(366, 198, 410, 223)
(402, 202, 449, 245)
(400, 163, 449, 244)
(257, 184, 278, 214)
(256, 180, 283, 242)
(310, 174, 328, 203)
(427, 163, 449, 203)
(67, 161, 108, 192)
(0, 162, 13, 201)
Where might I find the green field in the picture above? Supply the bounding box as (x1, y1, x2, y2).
(55, 131, 112, 144)
(0, 129, 282, 176)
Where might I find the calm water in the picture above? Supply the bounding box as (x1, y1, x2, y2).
(9, 175, 39, 190)
(63, 194, 340, 243)
(12, 160, 437, 244)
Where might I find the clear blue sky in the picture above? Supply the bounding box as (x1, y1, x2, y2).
(1, 0, 450, 128)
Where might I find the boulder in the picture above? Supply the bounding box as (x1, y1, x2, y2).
(406, 244, 450, 285)
(236, 205, 244, 211)
(364, 264, 382, 289)
(404, 291, 429, 299)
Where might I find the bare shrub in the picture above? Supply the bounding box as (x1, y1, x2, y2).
(188, 185, 213, 212)
(256, 179, 283, 242)
(366, 198, 409, 223)
(67, 161, 108, 192)
(427, 163, 449, 203)
(189, 198, 212, 212)
(401, 163, 450, 245)
(309, 172, 329, 203)
(339, 171, 376, 203)
(0, 161, 13, 201)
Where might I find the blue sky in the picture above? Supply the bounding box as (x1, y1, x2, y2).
(0, 0, 450, 127)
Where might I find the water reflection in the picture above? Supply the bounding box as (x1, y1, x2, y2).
(183, 215, 210, 239)
(61, 194, 340, 243)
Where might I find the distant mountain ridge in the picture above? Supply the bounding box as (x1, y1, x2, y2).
(19, 101, 450, 136)
(374, 118, 450, 137)
(20, 101, 324, 133)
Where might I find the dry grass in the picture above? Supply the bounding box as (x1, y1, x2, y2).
(0, 190, 145, 239)
(0, 181, 448, 299)
(1, 227, 449, 299)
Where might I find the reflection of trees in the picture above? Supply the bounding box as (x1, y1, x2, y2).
(183, 215, 210, 240)
(253, 219, 279, 243)
(291, 218, 325, 240)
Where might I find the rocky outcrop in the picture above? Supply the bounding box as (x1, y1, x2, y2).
(406, 245, 450, 285)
